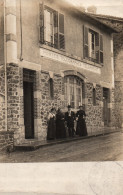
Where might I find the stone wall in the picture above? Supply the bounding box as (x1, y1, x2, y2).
(91, 15, 123, 128)
(85, 83, 103, 135)
(0, 66, 5, 131)
(6, 63, 25, 145)
(114, 82, 123, 127)
(0, 95, 5, 131)
(40, 71, 63, 139)
(7, 63, 20, 132)
(0, 131, 14, 153)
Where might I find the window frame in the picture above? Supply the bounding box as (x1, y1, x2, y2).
(64, 76, 83, 109)
(39, 4, 65, 50)
(88, 30, 96, 60)
(83, 25, 104, 65)
(44, 8, 54, 46)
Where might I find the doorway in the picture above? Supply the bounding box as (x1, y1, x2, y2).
(24, 81, 34, 139)
(103, 88, 109, 126)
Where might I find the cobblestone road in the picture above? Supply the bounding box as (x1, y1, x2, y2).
(0, 131, 123, 162)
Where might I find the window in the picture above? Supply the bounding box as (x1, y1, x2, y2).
(44, 9, 54, 45)
(88, 31, 96, 59)
(39, 4, 65, 50)
(64, 76, 83, 109)
(83, 26, 103, 64)
(49, 78, 54, 99)
(93, 88, 96, 106)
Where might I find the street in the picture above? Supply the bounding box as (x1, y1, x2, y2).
(0, 131, 123, 162)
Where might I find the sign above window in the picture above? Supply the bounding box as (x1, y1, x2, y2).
(40, 48, 101, 74)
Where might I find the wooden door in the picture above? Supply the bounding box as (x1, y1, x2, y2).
(24, 81, 34, 139)
(103, 97, 108, 126)
(103, 88, 109, 126)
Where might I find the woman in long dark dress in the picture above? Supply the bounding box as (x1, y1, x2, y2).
(76, 105, 88, 136)
(56, 108, 66, 139)
(47, 108, 56, 140)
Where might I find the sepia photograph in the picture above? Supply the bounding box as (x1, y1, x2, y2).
(0, 0, 123, 194)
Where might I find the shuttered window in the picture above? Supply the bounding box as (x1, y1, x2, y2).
(83, 26, 89, 58)
(95, 33, 99, 63)
(54, 11, 58, 48)
(59, 13, 65, 49)
(39, 4, 44, 44)
(39, 4, 65, 50)
(83, 26, 103, 65)
(100, 34, 103, 64)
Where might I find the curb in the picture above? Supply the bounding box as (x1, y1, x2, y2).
(15, 130, 121, 151)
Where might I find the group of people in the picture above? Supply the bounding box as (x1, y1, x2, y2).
(47, 105, 88, 140)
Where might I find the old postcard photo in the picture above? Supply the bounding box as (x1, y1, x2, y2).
(0, 0, 123, 194)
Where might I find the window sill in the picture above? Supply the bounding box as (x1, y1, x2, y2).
(83, 58, 103, 68)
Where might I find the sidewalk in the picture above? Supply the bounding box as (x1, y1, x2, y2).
(15, 127, 122, 151)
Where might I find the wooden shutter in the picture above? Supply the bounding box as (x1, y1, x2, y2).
(100, 34, 103, 64)
(54, 11, 58, 49)
(59, 13, 65, 49)
(83, 26, 89, 58)
(39, 4, 44, 44)
(95, 33, 99, 63)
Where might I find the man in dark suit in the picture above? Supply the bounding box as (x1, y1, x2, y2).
(65, 105, 75, 137)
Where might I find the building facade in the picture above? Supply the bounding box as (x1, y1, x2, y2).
(0, 0, 117, 148)
(88, 13, 123, 128)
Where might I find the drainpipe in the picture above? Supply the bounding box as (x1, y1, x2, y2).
(20, 0, 23, 61)
(4, 0, 7, 131)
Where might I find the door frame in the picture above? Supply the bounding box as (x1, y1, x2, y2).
(103, 88, 109, 126)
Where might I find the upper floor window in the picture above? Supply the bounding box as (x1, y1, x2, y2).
(39, 4, 65, 50)
(83, 26, 103, 65)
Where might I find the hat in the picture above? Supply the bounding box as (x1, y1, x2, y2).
(67, 105, 71, 108)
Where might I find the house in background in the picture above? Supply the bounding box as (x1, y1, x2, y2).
(87, 13, 123, 128)
(0, 0, 118, 149)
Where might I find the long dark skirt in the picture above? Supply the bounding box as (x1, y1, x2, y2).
(47, 118, 56, 140)
(56, 120, 66, 139)
(76, 119, 87, 136)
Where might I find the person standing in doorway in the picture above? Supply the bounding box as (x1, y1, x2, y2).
(47, 108, 56, 140)
(76, 105, 88, 136)
(65, 105, 75, 137)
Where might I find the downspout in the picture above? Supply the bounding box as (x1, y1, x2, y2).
(4, 0, 7, 131)
(20, 0, 23, 61)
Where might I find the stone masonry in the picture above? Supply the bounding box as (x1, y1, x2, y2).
(40, 71, 63, 140)
(85, 83, 103, 135)
(89, 14, 123, 128)
(0, 66, 5, 131)
(0, 131, 14, 153)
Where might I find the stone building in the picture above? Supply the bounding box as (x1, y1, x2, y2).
(88, 13, 123, 128)
(0, 0, 118, 148)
